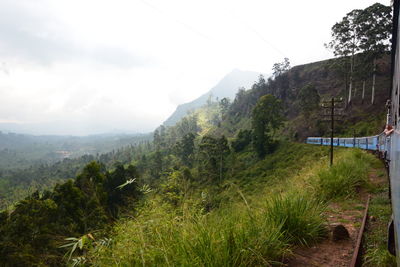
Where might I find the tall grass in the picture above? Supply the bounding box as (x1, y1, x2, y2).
(264, 193, 327, 246)
(364, 193, 396, 266)
(91, 200, 291, 266)
(90, 191, 328, 266)
(312, 149, 372, 201)
(89, 146, 376, 266)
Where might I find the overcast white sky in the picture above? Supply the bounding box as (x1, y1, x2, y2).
(0, 0, 389, 135)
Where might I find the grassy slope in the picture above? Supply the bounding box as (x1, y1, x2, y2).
(87, 143, 381, 266)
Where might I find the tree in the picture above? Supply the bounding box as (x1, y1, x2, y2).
(153, 129, 161, 149)
(173, 133, 196, 167)
(326, 3, 391, 105)
(354, 55, 374, 104)
(326, 9, 362, 105)
(252, 95, 284, 157)
(231, 129, 252, 152)
(103, 164, 141, 217)
(1, 198, 59, 266)
(219, 97, 231, 120)
(299, 83, 320, 114)
(160, 170, 189, 206)
(175, 114, 198, 139)
(198, 135, 230, 181)
(357, 3, 392, 104)
(74, 162, 109, 232)
(149, 150, 163, 179)
(272, 58, 291, 78)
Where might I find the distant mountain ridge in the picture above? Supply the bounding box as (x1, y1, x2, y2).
(163, 69, 262, 126)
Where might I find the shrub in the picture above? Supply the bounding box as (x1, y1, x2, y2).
(231, 129, 252, 152)
(264, 193, 327, 246)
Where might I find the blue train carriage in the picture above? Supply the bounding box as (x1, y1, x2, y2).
(306, 135, 379, 150)
(389, 0, 400, 259)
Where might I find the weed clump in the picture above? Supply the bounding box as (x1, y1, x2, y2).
(264, 193, 327, 246)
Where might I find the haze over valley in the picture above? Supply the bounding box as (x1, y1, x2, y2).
(0, 0, 387, 136)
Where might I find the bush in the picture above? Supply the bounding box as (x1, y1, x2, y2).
(264, 193, 327, 246)
(231, 129, 252, 152)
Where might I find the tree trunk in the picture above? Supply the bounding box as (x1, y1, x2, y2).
(371, 58, 376, 105)
(344, 65, 349, 109)
(354, 83, 357, 99)
(348, 53, 355, 105)
(219, 153, 223, 181)
(348, 82, 352, 105)
(362, 80, 365, 104)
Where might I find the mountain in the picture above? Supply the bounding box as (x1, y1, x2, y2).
(163, 69, 262, 126)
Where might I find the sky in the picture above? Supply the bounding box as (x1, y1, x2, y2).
(0, 0, 390, 135)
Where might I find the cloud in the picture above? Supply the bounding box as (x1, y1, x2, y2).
(0, 0, 150, 68)
(0, 0, 389, 135)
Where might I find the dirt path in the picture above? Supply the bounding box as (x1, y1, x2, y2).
(286, 168, 385, 267)
(286, 202, 364, 266)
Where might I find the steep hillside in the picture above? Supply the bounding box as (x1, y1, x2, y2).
(163, 69, 262, 126)
(212, 53, 391, 140)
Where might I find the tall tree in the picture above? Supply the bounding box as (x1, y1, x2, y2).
(198, 135, 230, 181)
(219, 97, 231, 120)
(251, 94, 284, 158)
(176, 115, 198, 139)
(298, 83, 320, 114)
(173, 133, 196, 167)
(357, 3, 392, 104)
(326, 9, 362, 105)
(272, 58, 291, 78)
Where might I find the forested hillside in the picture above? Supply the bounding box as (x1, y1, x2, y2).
(0, 134, 152, 209)
(0, 2, 393, 266)
(0, 132, 151, 170)
(211, 54, 390, 141)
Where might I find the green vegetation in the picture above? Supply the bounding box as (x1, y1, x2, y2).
(0, 3, 393, 265)
(252, 94, 284, 157)
(90, 199, 290, 266)
(364, 185, 396, 266)
(298, 83, 320, 114)
(264, 193, 326, 246)
(87, 146, 375, 266)
(0, 140, 152, 210)
(0, 162, 142, 266)
(0, 132, 151, 170)
(312, 149, 373, 201)
(326, 3, 391, 105)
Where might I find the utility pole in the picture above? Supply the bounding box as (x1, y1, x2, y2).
(321, 97, 344, 166)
